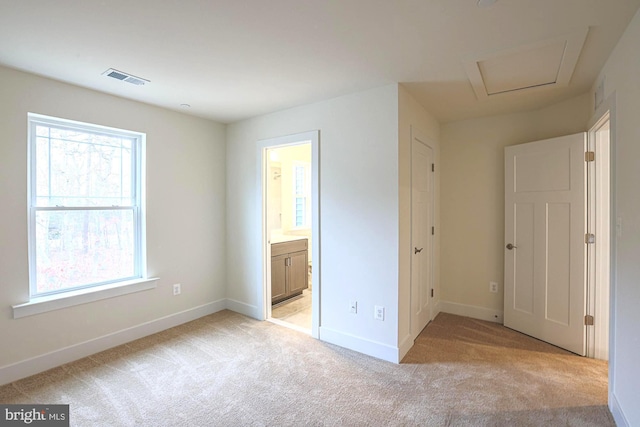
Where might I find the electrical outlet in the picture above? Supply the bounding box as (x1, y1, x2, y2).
(349, 301, 357, 314)
(374, 306, 384, 321)
(173, 283, 181, 296)
(490, 282, 498, 293)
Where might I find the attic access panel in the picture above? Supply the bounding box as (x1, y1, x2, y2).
(464, 28, 588, 99)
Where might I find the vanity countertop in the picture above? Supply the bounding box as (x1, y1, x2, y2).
(270, 234, 308, 244)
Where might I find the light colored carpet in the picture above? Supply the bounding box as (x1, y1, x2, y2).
(0, 311, 611, 426)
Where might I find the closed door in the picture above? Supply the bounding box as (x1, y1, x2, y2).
(410, 129, 434, 340)
(288, 251, 308, 294)
(271, 254, 288, 302)
(504, 133, 586, 355)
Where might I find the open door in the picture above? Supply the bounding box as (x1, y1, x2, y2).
(504, 133, 587, 355)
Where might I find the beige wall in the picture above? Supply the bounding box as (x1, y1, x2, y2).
(227, 84, 441, 362)
(226, 85, 403, 361)
(397, 85, 441, 354)
(440, 94, 590, 318)
(0, 66, 227, 370)
(591, 7, 640, 425)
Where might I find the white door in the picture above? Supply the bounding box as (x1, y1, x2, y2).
(410, 129, 434, 340)
(504, 133, 587, 355)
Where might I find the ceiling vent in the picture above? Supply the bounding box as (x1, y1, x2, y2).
(102, 68, 149, 86)
(463, 28, 588, 99)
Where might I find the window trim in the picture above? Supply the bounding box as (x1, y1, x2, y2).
(292, 161, 311, 229)
(12, 277, 158, 319)
(27, 113, 147, 299)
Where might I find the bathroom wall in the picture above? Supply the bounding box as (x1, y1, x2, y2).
(267, 144, 313, 258)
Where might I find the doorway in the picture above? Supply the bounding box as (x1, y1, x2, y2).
(587, 110, 611, 360)
(259, 131, 320, 337)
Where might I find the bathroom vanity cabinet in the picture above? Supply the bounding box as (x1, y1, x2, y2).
(271, 238, 308, 304)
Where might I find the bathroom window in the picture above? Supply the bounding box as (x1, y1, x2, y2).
(293, 162, 311, 228)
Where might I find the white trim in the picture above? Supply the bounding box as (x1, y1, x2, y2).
(319, 326, 400, 364)
(27, 112, 147, 299)
(433, 299, 443, 319)
(610, 393, 630, 427)
(586, 109, 611, 361)
(398, 333, 414, 362)
(310, 136, 320, 339)
(589, 92, 618, 415)
(12, 278, 159, 319)
(225, 298, 261, 319)
(439, 300, 504, 324)
(1, 299, 226, 386)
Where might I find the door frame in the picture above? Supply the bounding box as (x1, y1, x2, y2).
(409, 126, 435, 340)
(586, 94, 616, 361)
(257, 130, 320, 338)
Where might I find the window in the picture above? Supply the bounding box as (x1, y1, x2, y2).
(293, 162, 311, 228)
(28, 113, 145, 298)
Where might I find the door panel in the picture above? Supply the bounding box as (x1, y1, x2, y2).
(513, 202, 534, 314)
(410, 128, 434, 340)
(515, 148, 571, 192)
(288, 251, 308, 295)
(504, 133, 586, 355)
(271, 254, 288, 303)
(546, 203, 571, 326)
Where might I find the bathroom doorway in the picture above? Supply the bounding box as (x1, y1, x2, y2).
(259, 131, 319, 337)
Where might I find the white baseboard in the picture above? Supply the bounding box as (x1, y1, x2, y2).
(438, 300, 503, 324)
(226, 298, 261, 319)
(319, 326, 400, 364)
(610, 392, 629, 427)
(0, 299, 226, 386)
(433, 299, 442, 319)
(398, 334, 414, 362)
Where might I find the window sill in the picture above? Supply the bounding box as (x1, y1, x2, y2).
(12, 278, 159, 319)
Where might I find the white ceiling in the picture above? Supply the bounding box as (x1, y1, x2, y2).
(1, 0, 638, 124)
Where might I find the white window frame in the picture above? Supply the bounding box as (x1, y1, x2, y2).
(15, 113, 154, 318)
(292, 161, 311, 229)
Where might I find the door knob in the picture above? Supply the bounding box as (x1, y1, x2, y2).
(414, 247, 423, 254)
(506, 243, 517, 250)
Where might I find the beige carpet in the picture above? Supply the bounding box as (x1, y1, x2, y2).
(0, 311, 611, 426)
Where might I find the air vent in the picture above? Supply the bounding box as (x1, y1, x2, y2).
(102, 68, 149, 86)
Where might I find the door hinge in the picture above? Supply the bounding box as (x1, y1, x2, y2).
(585, 315, 594, 326)
(585, 151, 595, 162)
(585, 233, 595, 244)
(431, 163, 435, 172)
(431, 226, 435, 235)
(431, 289, 434, 298)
